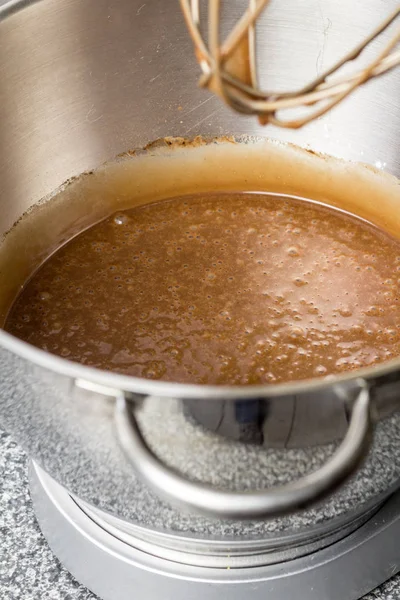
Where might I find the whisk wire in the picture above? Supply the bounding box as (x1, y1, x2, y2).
(179, 1, 400, 128)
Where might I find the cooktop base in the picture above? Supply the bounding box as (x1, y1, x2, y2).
(29, 461, 400, 600)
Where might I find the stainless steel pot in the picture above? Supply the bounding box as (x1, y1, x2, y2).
(0, 0, 400, 541)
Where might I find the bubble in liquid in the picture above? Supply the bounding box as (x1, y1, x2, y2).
(383, 290, 395, 300)
(384, 328, 397, 337)
(169, 347, 181, 357)
(264, 372, 276, 382)
(39, 291, 52, 301)
(287, 246, 300, 257)
(276, 354, 288, 362)
(114, 213, 129, 225)
(288, 326, 304, 339)
(293, 278, 308, 287)
(142, 361, 166, 379)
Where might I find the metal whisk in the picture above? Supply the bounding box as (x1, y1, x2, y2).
(179, 1, 400, 129)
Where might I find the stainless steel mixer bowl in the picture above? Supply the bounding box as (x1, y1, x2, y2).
(0, 0, 400, 550)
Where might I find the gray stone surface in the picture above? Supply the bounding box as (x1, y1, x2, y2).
(0, 426, 399, 600)
(0, 430, 96, 600)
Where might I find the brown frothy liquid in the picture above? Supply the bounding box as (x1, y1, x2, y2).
(5, 191, 400, 384)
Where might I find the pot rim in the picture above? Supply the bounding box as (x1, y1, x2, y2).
(1, 328, 398, 399)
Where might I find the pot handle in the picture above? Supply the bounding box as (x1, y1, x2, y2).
(115, 385, 372, 519)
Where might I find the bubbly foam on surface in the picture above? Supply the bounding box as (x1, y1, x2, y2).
(6, 192, 400, 384)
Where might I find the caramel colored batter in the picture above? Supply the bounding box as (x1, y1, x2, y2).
(5, 192, 400, 384)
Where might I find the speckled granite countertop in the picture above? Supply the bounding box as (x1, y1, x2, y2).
(1, 427, 400, 600)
